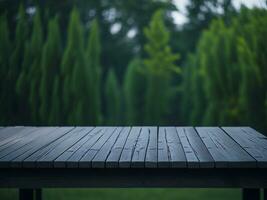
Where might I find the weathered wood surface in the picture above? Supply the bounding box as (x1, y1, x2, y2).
(0, 126, 266, 168)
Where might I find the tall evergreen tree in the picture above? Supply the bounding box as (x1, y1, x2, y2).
(86, 19, 101, 125)
(39, 16, 62, 123)
(49, 77, 61, 125)
(238, 38, 263, 129)
(61, 8, 88, 124)
(8, 5, 28, 123)
(10, 5, 28, 78)
(16, 9, 43, 124)
(143, 10, 179, 124)
(105, 69, 121, 125)
(123, 58, 146, 125)
(183, 7, 267, 132)
(28, 9, 43, 124)
(181, 54, 195, 124)
(0, 14, 11, 124)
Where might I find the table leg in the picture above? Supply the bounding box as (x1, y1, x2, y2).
(264, 188, 267, 200)
(242, 188, 260, 200)
(35, 188, 42, 200)
(19, 189, 34, 200)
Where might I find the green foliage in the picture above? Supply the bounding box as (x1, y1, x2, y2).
(143, 10, 179, 124)
(15, 9, 43, 124)
(40, 16, 62, 124)
(123, 59, 146, 125)
(0, 14, 11, 124)
(8, 5, 28, 123)
(49, 77, 61, 125)
(61, 8, 87, 125)
(182, 7, 267, 131)
(105, 69, 121, 125)
(28, 9, 44, 123)
(86, 19, 101, 125)
(0, 2, 267, 134)
(237, 38, 264, 128)
(10, 5, 28, 74)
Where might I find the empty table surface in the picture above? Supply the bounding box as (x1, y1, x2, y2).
(0, 126, 266, 169)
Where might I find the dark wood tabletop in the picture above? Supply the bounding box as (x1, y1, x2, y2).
(0, 126, 266, 169)
(0, 126, 266, 190)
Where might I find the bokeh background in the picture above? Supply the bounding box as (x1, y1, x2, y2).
(0, 0, 266, 199)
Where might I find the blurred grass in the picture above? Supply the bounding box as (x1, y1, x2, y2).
(0, 188, 241, 200)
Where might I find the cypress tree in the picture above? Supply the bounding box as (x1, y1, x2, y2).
(123, 58, 146, 125)
(181, 54, 195, 124)
(184, 8, 267, 131)
(16, 41, 30, 123)
(61, 8, 87, 124)
(39, 16, 62, 123)
(105, 69, 121, 125)
(10, 5, 28, 78)
(28, 9, 43, 124)
(238, 38, 263, 129)
(239, 8, 267, 131)
(86, 19, 101, 125)
(49, 77, 61, 125)
(143, 10, 179, 125)
(0, 14, 11, 124)
(16, 9, 43, 124)
(9, 5, 28, 122)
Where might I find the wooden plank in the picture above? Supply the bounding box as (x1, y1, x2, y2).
(66, 127, 105, 168)
(79, 127, 116, 168)
(54, 127, 95, 168)
(106, 127, 131, 168)
(1, 168, 267, 188)
(0, 127, 57, 160)
(119, 127, 141, 168)
(23, 127, 77, 168)
(131, 127, 150, 168)
(196, 127, 256, 168)
(176, 127, 199, 168)
(0, 127, 38, 152)
(10, 127, 74, 168)
(222, 127, 267, 167)
(0, 127, 26, 142)
(36, 127, 91, 168)
(92, 127, 123, 168)
(165, 127, 187, 168)
(145, 127, 157, 168)
(158, 127, 169, 168)
(177, 127, 214, 168)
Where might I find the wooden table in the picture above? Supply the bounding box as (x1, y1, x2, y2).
(0, 126, 266, 200)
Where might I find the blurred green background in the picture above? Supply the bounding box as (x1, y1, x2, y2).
(0, 0, 267, 199)
(0, 188, 241, 200)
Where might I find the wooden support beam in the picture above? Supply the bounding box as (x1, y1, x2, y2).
(242, 188, 260, 200)
(19, 189, 34, 200)
(35, 188, 42, 200)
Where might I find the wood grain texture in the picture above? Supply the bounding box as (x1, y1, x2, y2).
(106, 127, 131, 168)
(158, 127, 187, 168)
(222, 127, 267, 167)
(176, 127, 214, 168)
(119, 127, 141, 168)
(23, 127, 75, 168)
(145, 127, 157, 168)
(92, 127, 123, 168)
(54, 127, 94, 168)
(196, 127, 256, 168)
(79, 127, 116, 168)
(0, 126, 265, 169)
